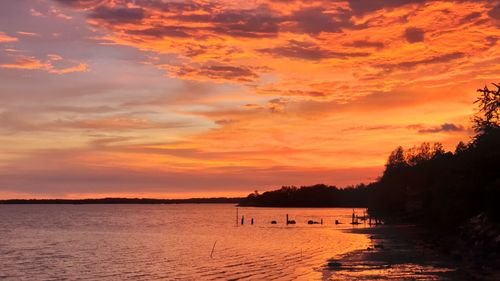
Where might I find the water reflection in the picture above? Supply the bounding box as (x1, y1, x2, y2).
(0, 205, 370, 280)
(0, 205, 461, 280)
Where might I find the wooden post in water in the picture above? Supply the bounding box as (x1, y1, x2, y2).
(286, 214, 289, 225)
(241, 215, 245, 225)
(236, 208, 239, 227)
(210, 240, 217, 258)
(251, 218, 254, 225)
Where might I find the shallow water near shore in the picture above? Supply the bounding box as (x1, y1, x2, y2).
(323, 226, 465, 280)
(0, 204, 459, 280)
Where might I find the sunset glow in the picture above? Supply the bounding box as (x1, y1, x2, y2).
(0, 0, 499, 198)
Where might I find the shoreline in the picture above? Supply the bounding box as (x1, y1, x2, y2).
(322, 225, 467, 280)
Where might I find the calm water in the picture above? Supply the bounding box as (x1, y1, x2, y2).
(0, 204, 371, 280)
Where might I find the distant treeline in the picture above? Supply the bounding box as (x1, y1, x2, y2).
(0, 197, 243, 204)
(239, 184, 372, 207)
(242, 83, 500, 229)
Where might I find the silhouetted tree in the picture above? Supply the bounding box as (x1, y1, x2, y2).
(385, 146, 407, 174)
(432, 142, 445, 158)
(454, 141, 468, 154)
(473, 83, 499, 137)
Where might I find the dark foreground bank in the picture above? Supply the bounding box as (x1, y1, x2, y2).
(324, 225, 499, 281)
(324, 225, 464, 280)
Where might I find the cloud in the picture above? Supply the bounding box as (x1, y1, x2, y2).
(343, 40, 385, 49)
(125, 26, 192, 38)
(89, 6, 146, 24)
(460, 12, 482, 25)
(0, 111, 194, 133)
(0, 56, 50, 70)
(61, 117, 192, 131)
(198, 65, 259, 82)
(0, 0, 494, 198)
(0, 164, 383, 196)
(488, 2, 500, 20)
(404, 27, 425, 43)
(198, 10, 281, 38)
(43, 0, 498, 90)
(17, 31, 38, 37)
(164, 63, 260, 82)
(416, 123, 466, 133)
(52, 0, 107, 9)
(50, 63, 88, 74)
(0, 111, 40, 132)
(378, 52, 465, 70)
(260, 40, 370, 60)
(287, 6, 356, 34)
(0, 32, 17, 42)
(258, 88, 328, 99)
(30, 8, 44, 17)
(267, 98, 289, 112)
(49, 7, 74, 20)
(347, 0, 428, 15)
(0, 55, 88, 74)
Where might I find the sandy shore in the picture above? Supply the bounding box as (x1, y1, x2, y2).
(322, 225, 467, 280)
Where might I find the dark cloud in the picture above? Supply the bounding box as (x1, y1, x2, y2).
(488, 2, 500, 20)
(199, 65, 258, 82)
(126, 26, 191, 38)
(211, 11, 280, 38)
(486, 36, 498, 47)
(73, 2, 366, 38)
(53, 0, 106, 9)
(89, 6, 146, 24)
(177, 10, 281, 38)
(179, 4, 368, 39)
(417, 123, 465, 133)
(215, 119, 236, 126)
(174, 64, 259, 82)
(212, 17, 280, 38)
(344, 40, 385, 49)
(260, 40, 370, 60)
(460, 12, 482, 25)
(404, 27, 425, 43)
(260, 88, 328, 98)
(267, 97, 288, 112)
(134, 0, 206, 13)
(342, 125, 396, 132)
(378, 52, 464, 70)
(348, 0, 429, 15)
(288, 7, 357, 34)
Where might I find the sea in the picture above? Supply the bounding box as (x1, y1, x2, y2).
(0, 204, 372, 280)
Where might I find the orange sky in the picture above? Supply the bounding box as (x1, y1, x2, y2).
(0, 0, 499, 198)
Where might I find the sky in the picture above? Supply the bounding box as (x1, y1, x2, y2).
(0, 0, 499, 199)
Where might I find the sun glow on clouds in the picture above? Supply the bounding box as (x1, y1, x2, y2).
(0, 0, 498, 198)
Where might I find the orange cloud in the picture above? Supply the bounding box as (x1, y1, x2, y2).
(0, 56, 50, 70)
(62, 0, 498, 103)
(0, 54, 88, 74)
(0, 0, 498, 198)
(0, 32, 18, 42)
(49, 63, 88, 74)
